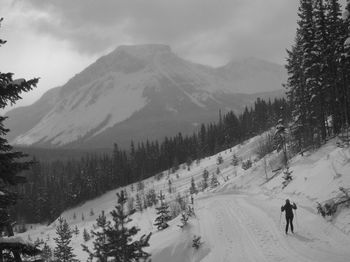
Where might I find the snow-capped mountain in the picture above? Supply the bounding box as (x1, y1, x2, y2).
(5, 44, 286, 148)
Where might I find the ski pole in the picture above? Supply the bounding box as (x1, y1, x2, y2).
(294, 208, 299, 228)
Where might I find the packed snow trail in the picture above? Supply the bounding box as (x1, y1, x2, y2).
(194, 192, 350, 262)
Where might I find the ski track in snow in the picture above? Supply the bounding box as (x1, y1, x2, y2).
(195, 193, 350, 262)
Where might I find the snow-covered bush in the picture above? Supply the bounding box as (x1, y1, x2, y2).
(145, 189, 158, 207)
(177, 213, 189, 229)
(241, 159, 252, 170)
(317, 187, 350, 217)
(210, 174, 219, 188)
(217, 155, 223, 165)
(192, 235, 203, 250)
(282, 167, 293, 188)
(231, 154, 239, 166)
(317, 200, 337, 217)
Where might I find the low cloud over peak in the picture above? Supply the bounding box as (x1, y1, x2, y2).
(12, 0, 298, 65)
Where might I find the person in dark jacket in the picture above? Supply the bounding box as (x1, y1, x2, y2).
(281, 199, 297, 234)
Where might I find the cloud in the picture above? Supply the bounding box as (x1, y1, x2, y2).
(12, 0, 298, 65)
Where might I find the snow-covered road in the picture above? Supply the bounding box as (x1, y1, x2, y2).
(195, 193, 350, 262)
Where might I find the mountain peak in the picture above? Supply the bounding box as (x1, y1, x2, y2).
(112, 44, 172, 59)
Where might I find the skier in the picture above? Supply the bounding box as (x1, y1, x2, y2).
(281, 199, 297, 234)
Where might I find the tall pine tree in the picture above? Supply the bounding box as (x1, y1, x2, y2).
(0, 17, 40, 262)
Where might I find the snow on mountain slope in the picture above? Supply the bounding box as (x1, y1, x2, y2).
(6, 44, 286, 148)
(13, 72, 148, 145)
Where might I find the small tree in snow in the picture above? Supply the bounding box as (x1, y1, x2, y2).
(201, 169, 209, 190)
(127, 196, 135, 213)
(192, 235, 203, 250)
(137, 180, 145, 192)
(73, 225, 79, 236)
(136, 193, 143, 212)
(154, 192, 171, 230)
(145, 188, 158, 206)
(83, 228, 90, 242)
(53, 217, 77, 262)
(168, 179, 172, 194)
(83, 192, 152, 262)
(41, 242, 53, 261)
(82, 211, 109, 262)
(177, 213, 189, 229)
(216, 155, 224, 165)
(210, 174, 219, 188)
(231, 154, 239, 166)
(274, 119, 288, 167)
(189, 177, 198, 195)
(241, 159, 252, 170)
(282, 167, 293, 188)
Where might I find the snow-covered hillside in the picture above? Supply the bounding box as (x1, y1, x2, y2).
(18, 134, 350, 261)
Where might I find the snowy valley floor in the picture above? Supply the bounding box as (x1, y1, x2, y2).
(19, 135, 350, 262)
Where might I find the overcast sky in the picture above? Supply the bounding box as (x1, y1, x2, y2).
(0, 0, 335, 112)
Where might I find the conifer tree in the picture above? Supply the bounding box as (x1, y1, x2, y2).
(201, 169, 209, 190)
(41, 242, 53, 262)
(299, 0, 319, 145)
(324, 0, 345, 133)
(274, 119, 288, 167)
(154, 192, 171, 230)
(73, 225, 80, 236)
(342, 0, 350, 131)
(210, 174, 219, 188)
(286, 0, 319, 149)
(177, 213, 189, 229)
(286, 0, 348, 150)
(189, 177, 198, 195)
(168, 179, 172, 193)
(313, 0, 328, 141)
(83, 228, 91, 242)
(84, 191, 152, 262)
(53, 217, 77, 262)
(0, 17, 40, 262)
(82, 211, 109, 262)
(135, 193, 143, 212)
(231, 154, 239, 166)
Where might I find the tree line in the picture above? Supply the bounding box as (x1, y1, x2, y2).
(12, 97, 290, 224)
